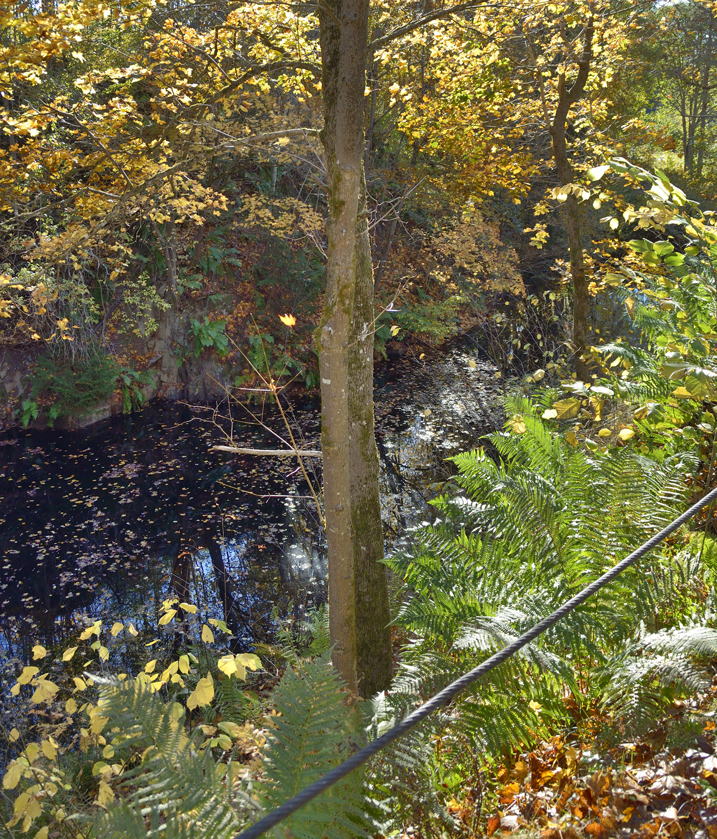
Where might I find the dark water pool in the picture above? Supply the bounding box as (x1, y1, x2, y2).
(0, 341, 500, 653)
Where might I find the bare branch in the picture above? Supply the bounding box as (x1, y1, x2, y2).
(212, 445, 323, 457)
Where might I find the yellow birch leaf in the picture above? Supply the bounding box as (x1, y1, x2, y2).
(598, 428, 611, 438)
(565, 430, 579, 447)
(65, 698, 78, 714)
(79, 621, 101, 641)
(159, 609, 176, 625)
(62, 646, 78, 661)
(41, 739, 57, 761)
(35, 827, 49, 839)
(178, 655, 190, 674)
(127, 623, 138, 636)
(73, 677, 86, 691)
(110, 622, 124, 636)
(201, 624, 214, 644)
(179, 602, 197, 614)
(17, 666, 39, 685)
(238, 653, 262, 671)
(89, 715, 108, 735)
(217, 654, 245, 680)
(618, 428, 635, 441)
(186, 672, 214, 710)
(32, 645, 47, 660)
(98, 646, 109, 661)
(9, 728, 19, 742)
(552, 398, 581, 419)
(673, 386, 693, 398)
(145, 660, 157, 674)
(97, 780, 114, 808)
(3, 762, 24, 790)
(31, 679, 59, 704)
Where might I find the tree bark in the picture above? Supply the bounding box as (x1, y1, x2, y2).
(550, 12, 594, 383)
(318, 0, 393, 697)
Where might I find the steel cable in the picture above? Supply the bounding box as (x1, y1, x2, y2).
(235, 484, 717, 839)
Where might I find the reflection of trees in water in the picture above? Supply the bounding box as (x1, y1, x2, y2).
(0, 402, 324, 645)
(0, 339, 499, 648)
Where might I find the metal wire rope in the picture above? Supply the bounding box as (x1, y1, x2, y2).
(235, 484, 717, 839)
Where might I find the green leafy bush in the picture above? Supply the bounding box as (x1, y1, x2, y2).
(189, 317, 229, 358)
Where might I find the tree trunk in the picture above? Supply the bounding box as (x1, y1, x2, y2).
(318, 0, 393, 697)
(550, 13, 594, 383)
(697, 17, 714, 176)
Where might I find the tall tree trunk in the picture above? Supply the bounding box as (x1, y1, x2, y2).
(318, 0, 392, 697)
(697, 17, 714, 176)
(550, 12, 594, 383)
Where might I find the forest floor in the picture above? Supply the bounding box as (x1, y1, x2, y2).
(448, 678, 717, 839)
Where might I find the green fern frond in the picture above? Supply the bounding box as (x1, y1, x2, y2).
(91, 678, 255, 839)
(260, 654, 367, 839)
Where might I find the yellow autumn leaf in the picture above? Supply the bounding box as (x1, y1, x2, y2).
(145, 660, 157, 674)
(35, 826, 49, 839)
(41, 739, 57, 761)
(201, 624, 214, 644)
(30, 678, 59, 704)
(673, 386, 693, 398)
(552, 398, 581, 419)
(278, 313, 296, 327)
(97, 780, 114, 808)
(239, 653, 262, 671)
(178, 655, 190, 674)
(65, 698, 78, 714)
(32, 645, 47, 660)
(3, 761, 24, 790)
(73, 676, 87, 691)
(17, 666, 39, 685)
(186, 672, 214, 710)
(62, 646, 78, 661)
(79, 621, 101, 641)
(565, 430, 578, 447)
(542, 408, 558, 420)
(179, 602, 197, 614)
(9, 728, 19, 742)
(217, 654, 246, 681)
(127, 623, 138, 636)
(598, 428, 611, 438)
(110, 622, 124, 636)
(618, 428, 635, 441)
(218, 721, 244, 738)
(159, 609, 176, 625)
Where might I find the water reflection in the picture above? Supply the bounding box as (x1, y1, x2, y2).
(0, 340, 499, 650)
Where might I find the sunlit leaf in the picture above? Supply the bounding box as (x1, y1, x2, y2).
(186, 672, 214, 710)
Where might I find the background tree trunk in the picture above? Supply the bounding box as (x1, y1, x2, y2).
(318, 0, 393, 697)
(550, 13, 594, 383)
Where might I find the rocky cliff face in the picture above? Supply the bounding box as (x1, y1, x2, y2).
(0, 306, 241, 432)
